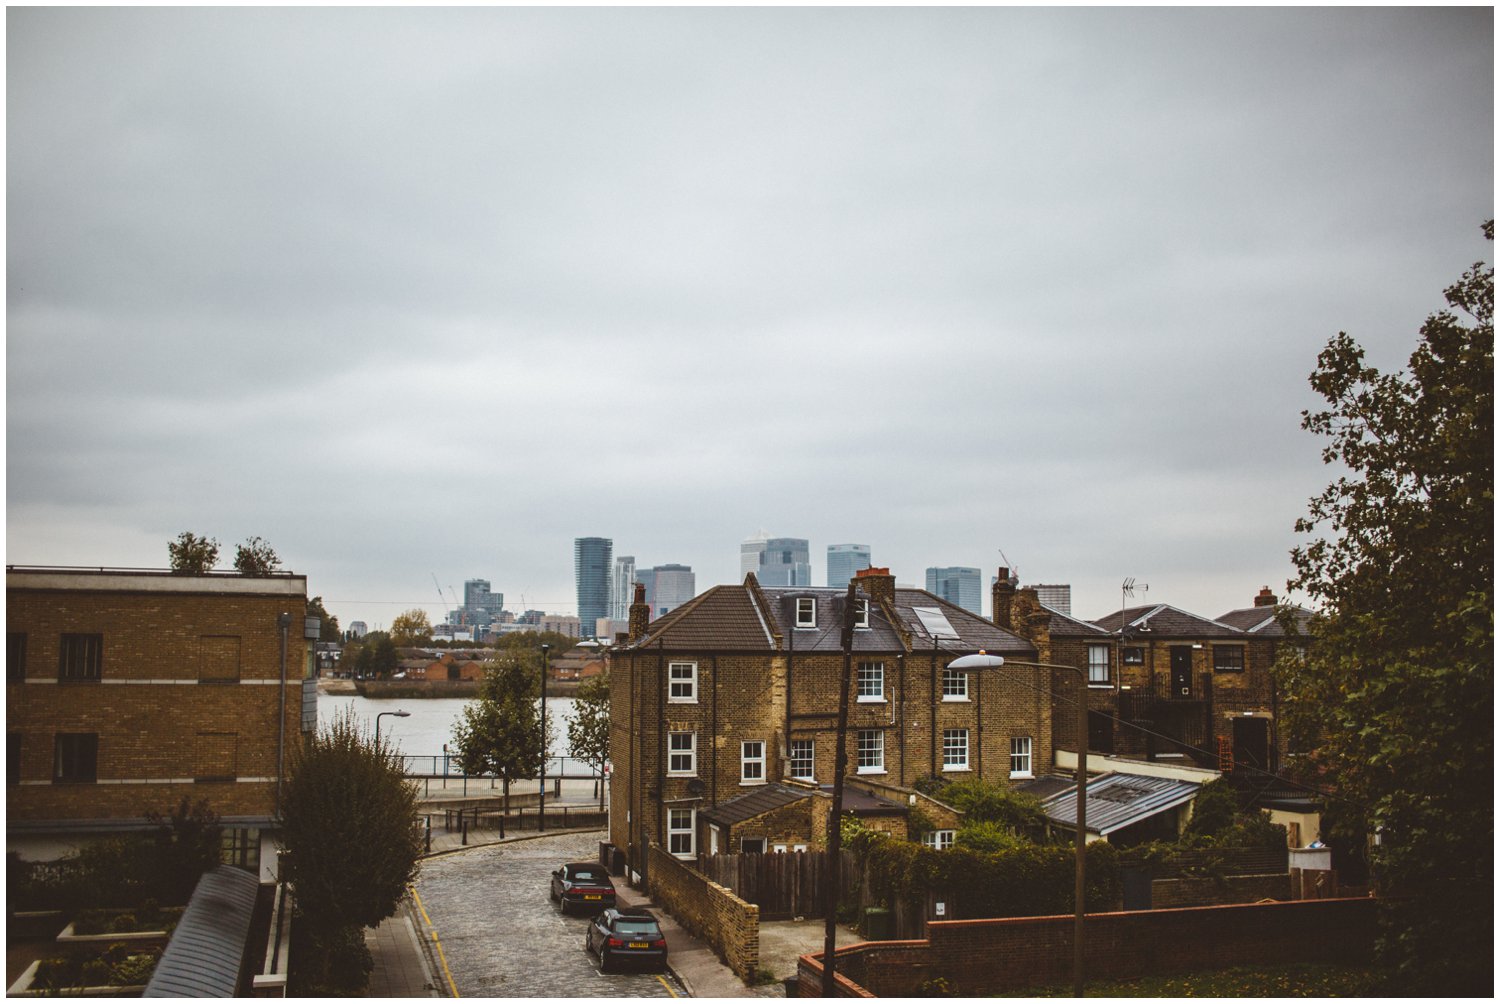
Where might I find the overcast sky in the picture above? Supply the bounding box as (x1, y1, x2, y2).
(7, 7, 1493, 631)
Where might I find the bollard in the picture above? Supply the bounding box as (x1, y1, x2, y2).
(462, 819, 468, 846)
(425, 816, 432, 853)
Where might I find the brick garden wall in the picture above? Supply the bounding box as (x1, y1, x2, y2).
(646, 843, 760, 982)
(799, 897, 1377, 996)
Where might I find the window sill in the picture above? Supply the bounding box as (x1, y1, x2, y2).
(941, 695, 970, 703)
(856, 767, 887, 775)
(942, 765, 971, 773)
(739, 778, 767, 786)
(1088, 683, 1113, 689)
(666, 697, 698, 704)
(856, 696, 887, 704)
(667, 772, 697, 778)
(1009, 772, 1033, 780)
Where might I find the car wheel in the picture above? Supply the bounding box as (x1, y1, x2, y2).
(599, 948, 612, 973)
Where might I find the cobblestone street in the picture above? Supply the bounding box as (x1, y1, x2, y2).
(414, 832, 685, 998)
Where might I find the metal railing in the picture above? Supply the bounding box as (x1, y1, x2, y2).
(400, 753, 604, 780)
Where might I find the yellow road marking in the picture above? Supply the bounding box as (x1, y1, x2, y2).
(655, 973, 678, 997)
(411, 883, 461, 998)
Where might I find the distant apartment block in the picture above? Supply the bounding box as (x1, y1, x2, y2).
(540, 614, 582, 637)
(645, 564, 695, 617)
(827, 543, 872, 587)
(611, 556, 637, 621)
(348, 621, 368, 639)
(741, 533, 811, 587)
(1033, 584, 1072, 615)
(574, 537, 613, 639)
(926, 566, 982, 616)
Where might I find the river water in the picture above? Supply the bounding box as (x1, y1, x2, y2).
(318, 693, 581, 764)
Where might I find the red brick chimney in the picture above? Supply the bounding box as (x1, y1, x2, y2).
(854, 566, 896, 605)
(1254, 587, 1277, 608)
(628, 581, 650, 642)
(992, 567, 1017, 630)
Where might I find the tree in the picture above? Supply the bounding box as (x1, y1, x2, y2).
(167, 532, 219, 574)
(450, 652, 550, 813)
(307, 596, 341, 643)
(390, 609, 433, 645)
(233, 536, 281, 575)
(1280, 222, 1492, 995)
(567, 672, 610, 810)
(279, 708, 420, 994)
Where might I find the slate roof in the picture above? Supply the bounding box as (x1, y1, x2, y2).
(1090, 604, 1243, 639)
(1039, 604, 1113, 638)
(701, 783, 816, 826)
(1216, 605, 1315, 638)
(630, 583, 775, 652)
(1041, 773, 1203, 836)
(761, 586, 907, 654)
(143, 865, 260, 997)
(892, 588, 1035, 654)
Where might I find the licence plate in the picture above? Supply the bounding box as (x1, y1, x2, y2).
(584, 894, 601, 900)
(629, 942, 649, 949)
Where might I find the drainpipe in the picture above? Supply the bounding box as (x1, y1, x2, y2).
(929, 643, 938, 779)
(276, 612, 291, 814)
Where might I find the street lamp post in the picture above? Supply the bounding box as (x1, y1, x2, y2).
(947, 652, 1090, 998)
(539, 643, 551, 833)
(375, 709, 410, 748)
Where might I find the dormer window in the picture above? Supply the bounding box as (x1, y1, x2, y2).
(795, 597, 817, 628)
(854, 598, 870, 629)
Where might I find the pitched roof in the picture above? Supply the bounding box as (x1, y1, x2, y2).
(1216, 605, 1315, 637)
(1041, 773, 1203, 836)
(891, 588, 1034, 654)
(1040, 604, 1113, 638)
(760, 586, 907, 654)
(629, 583, 775, 651)
(701, 783, 817, 826)
(1090, 604, 1243, 639)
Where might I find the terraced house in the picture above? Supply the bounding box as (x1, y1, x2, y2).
(608, 567, 1064, 880)
(6, 566, 316, 880)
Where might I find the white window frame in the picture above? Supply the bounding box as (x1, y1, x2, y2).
(856, 661, 885, 703)
(795, 597, 817, 628)
(789, 739, 815, 781)
(856, 729, 885, 774)
(922, 829, 955, 850)
(854, 598, 870, 628)
(741, 740, 766, 784)
(668, 808, 696, 859)
(668, 661, 697, 703)
(1087, 644, 1111, 685)
(668, 731, 696, 775)
(1010, 736, 1033, 779)
(941, 667, 969, 701)
(942, 728, 970, 771)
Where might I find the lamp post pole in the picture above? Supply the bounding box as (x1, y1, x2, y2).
(539, 643, 551, 832)
(375, 709, 410, 748)
(947, 653, 1089, 998)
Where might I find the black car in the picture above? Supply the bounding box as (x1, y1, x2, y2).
(585, 908, 669, 972)
(549, 862, 617, 914)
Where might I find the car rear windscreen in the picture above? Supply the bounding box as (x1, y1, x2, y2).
(615, 920, 661, 936)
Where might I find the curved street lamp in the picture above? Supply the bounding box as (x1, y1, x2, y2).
(375, 709, 410, 748)
(947, 652, 1089, 998)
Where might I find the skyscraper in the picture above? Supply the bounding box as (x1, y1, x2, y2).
(741, 534, 811, 586)
(827, 543, 872, 587)
(574, 537, 612, 639)
(460, 578, 504, 627)
(611, 556, 636, 620)
(926, 566, 982, 616)
(647, 564, 696, 616)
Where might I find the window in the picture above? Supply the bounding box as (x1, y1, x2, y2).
(741, 837, 765, 854)
(54, 733, 98, 783)
(668, 662, 697, 702)
(942, 729, 969, 771)
(741, 740, 765, 783)
(1009, 736, 1033, 779)
(58, 634, 102, 682)
(221, 828, 261, 872)
(922, 830, 955, 850)
(668, 808, 695, 858)
(941, 668, 968, 701)
(789, 739, 814, 781)
(857, 662, 885, 702)
(199, 635, 242, 683)
(856, 729, 885, 774)
(8, 734, 20, 785)
(1087, 644, 1110, 684)
(1123, 646, 1144, 665)
(854, 598, 870, 628)
(795, 597, 816, 628)
(668, 732, 696, 775)
(8, 633, 26, 682)
(1213, 645, 1245, 673)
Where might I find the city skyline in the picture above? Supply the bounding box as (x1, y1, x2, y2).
(7, 9, 1491, 636)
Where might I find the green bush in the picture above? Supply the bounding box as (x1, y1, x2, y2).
(956, 820, 1031, 854)
(289, 922, 373, 996)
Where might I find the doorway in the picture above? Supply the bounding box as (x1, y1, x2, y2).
(1169, 647, 1193, 698)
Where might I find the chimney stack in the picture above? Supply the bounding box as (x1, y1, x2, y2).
(993, 567, 1017, 630)
(628, 581, 650, 641)
(854, 566, 896, 606)
(1254, 586, 1277, 608)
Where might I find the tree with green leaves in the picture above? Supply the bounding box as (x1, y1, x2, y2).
(567, 672, 610, 810)
(279, 708, 420, 994)
(307, 596, 341, 643)
(233, 536, 281, 574)
(390, 609, 433, 645)
(167, 532, 219, 574)
(451, 652, 550, 813)
(1280, 222, 1492, 996)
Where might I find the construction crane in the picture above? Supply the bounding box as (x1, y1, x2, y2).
(431, 574, 464, 628)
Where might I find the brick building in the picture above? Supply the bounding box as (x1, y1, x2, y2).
(609, 567, 1061, 880)
(6, 567, 314, 880)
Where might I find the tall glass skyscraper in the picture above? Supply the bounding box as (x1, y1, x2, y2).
(926, 566, 982, 616)
(574, 537, 613, 638)
(741, 534, 811, 586)
(611, 556, 636, 620)
(827, 543, 872, 586)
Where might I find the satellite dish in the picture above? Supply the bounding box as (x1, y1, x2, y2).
(686, 778, 706, 797)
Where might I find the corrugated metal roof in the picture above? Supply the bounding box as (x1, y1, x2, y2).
(1041, 773, 1202, 836)
(143, 865, 260, 997)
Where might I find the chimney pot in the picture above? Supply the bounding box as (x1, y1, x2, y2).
(1254, 587, 1276, 608)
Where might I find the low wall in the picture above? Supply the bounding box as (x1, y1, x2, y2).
(799, 897, 1377, 996)
(1151, 873, 1292, 908)
(646, 844, 759, 982)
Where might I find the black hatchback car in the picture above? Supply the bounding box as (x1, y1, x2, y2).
(549, 862, 617, 914)
(585, 908, 668, 972)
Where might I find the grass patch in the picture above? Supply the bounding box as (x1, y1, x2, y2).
(1005, 963, 1383, 997)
